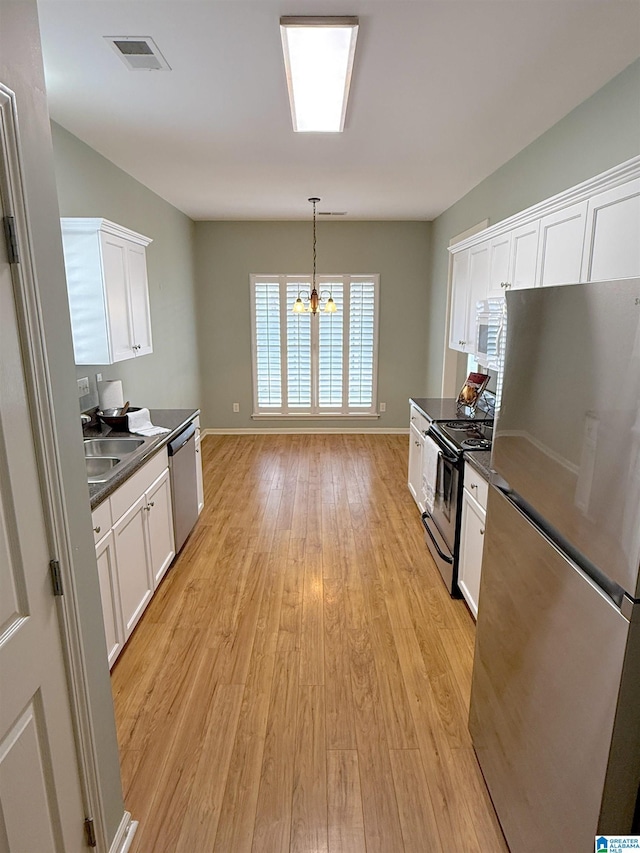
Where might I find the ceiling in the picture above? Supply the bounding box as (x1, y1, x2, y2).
(38, 1, 640, 221)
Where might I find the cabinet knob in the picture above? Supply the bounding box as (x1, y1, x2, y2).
(93, 525, 101, 534)
(480, 528, 485, 535)
(470, 483, 477, 490)
(415, 440, 420, 447)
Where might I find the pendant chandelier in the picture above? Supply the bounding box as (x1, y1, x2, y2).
(292, 197, 336, 315)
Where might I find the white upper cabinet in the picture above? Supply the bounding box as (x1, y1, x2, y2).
(449, 248, 471, 351)
(450, 243, 489, 353)
(448, 156, 640, 359)
(581, 178, 640, 282)
(60, 218, 153, 365)
(487, 233, 512, 297)
(509, 220, 540, 290)
(536, 200, 588, 287)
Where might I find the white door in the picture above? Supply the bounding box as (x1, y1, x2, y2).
(0, 124, 87, 849)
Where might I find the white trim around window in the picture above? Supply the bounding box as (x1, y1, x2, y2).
(250, 274, 380, 417)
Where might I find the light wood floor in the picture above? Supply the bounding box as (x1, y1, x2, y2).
(111, 434, 508, 853)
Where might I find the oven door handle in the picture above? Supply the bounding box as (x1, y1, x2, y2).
(421, 511, 454, 564)
(425, 430, 458, 464)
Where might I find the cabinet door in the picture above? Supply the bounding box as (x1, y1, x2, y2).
(582, 178, 640, 282)
(100, 232, 135, 362)
(95, 531, 124, 668)
(458, 488, 486, 619)
(127, 242, 153, 356)
(536, 200, 588, 287)
(465, 242, 490, 352)
(510, 220, 540, 290)
(487, 233, 512, 298)
(113, 494, 153, 639)
(408, 422, 424, 511)
(195, 433, 204, 515)
(146, 468, 175, 588)
(449, 249, 470, 351)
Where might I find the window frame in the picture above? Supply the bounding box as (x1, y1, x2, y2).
(250, 273, 380, 418)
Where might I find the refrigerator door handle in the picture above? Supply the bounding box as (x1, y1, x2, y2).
(421, 511, 454, 564)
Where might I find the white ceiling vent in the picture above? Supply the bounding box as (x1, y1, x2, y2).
(105, 36, 171, 71)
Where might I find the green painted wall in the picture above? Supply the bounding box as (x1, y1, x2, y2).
(51, 123, 201, 413)
(194, 220, 431, 429)
(427, 58, 640, 394)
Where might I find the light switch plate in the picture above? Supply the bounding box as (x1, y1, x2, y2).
(77, 376, 90, 397)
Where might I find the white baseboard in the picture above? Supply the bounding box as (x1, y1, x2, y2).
(202, 427, 409, 436)
(109, 812, 138, 853)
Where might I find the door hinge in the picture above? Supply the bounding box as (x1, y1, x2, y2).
(49, 559, 64, 596)
(84, 817, 97, 848)
(2, 216, 19, 264)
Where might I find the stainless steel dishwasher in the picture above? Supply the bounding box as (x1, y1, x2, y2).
(167, 420, 199, 552)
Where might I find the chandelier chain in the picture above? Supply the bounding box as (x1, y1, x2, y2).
(312, 197, 317, 289)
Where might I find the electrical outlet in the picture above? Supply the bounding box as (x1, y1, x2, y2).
(379, 402, 386, 412)
(77, 376, 90, 397)
(96, 373, 103, 383)
(233, 402, 240, 413)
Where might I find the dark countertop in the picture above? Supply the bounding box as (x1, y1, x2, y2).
(410, 397, 493, 423)
(86, 408, 200, 510)
(463, 450, 492, 481)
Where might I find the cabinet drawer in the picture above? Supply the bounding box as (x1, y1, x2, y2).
(91, 501, 112, 543)
(409, 405, 429, 436)
(110, 448, 169, 522)
(464, 461, 489, 509)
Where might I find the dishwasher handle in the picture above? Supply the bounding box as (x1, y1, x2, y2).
(167, 421, 196, 456)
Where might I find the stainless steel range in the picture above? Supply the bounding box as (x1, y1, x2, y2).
(411, 399, 493, 595)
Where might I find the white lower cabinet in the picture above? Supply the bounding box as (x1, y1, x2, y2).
(408, 405, 429, 511)
(146, 469, 175, 587)
(95, 531, 123, 668)
(194, 416, 204, 515)
(92, 449, 175, 668)
(113, 493, 154, 640)
(458, 462, 488, 619)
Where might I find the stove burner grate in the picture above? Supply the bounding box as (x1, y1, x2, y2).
(462, 438, 491, 449)
(442, 421, 475, 430)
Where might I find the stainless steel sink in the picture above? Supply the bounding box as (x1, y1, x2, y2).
(85, 456, 120, 482)
(84, 438, 144, 457)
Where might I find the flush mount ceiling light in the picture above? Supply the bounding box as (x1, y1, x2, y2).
(280, 16, 359, 132)
(292, 198, 337, 315)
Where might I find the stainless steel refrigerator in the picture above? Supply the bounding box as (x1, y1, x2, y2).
(469, 279, 640, 852)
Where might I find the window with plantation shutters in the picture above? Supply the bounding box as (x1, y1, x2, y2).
(250, 274, 379, 416)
